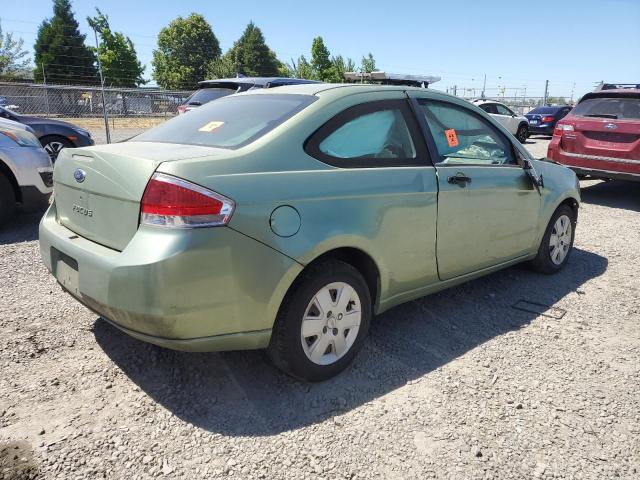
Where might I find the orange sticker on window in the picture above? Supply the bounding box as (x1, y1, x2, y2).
(198, 121, 224, 132)
(445, 129, 458, 147)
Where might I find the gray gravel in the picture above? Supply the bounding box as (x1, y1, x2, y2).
(1, 138, 639, 479)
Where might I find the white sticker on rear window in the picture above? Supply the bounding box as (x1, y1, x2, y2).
(198, 121, 224, 132)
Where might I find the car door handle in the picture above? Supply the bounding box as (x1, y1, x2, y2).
(447, 173, 472, 185)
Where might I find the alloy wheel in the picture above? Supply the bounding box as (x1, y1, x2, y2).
(549, 214, 572, 265)
(44, 141, 65, 161)
(300, 281, 361, 366)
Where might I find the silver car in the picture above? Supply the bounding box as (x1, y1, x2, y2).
(0, 118, 53, 225)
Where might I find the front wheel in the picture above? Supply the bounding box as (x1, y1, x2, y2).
(0, 174, 17, 227)
(530, 204, 577, 274)
(516, 124, 529, 143)
(40, 135, 72, 162)
(267, 260, 372, 382)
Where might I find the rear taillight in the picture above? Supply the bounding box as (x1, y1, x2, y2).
(140, 173, 234, 228)
(177, 105, 187, 114)
(553, 123, 574, 136)
(542, 116, 555, 123)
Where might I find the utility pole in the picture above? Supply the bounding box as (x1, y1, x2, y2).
(481, 74, 486, 98)
(452, 85, 457, 96)
(570, 82, 576, 104)
(93, 26, 111, 144)
(41, 63, 50, 116)
(543, 79, 549, 106)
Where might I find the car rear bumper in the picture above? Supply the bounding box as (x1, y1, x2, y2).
(571, 166, 640, 182)
(39, 202, 303, 352)
(528, 125, 554, 135)
(547, 141, 640, 181)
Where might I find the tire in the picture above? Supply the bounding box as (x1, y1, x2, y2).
(0, 173, 17, 227)
(267, 260, 372, 382)
(516, 123, 529, 143)
(40, 135, 72, 162)
(530, 204, 577, 274)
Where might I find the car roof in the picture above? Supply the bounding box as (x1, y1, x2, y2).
(198, 77, 321, 88)
(579, 89, 640, 102)
(471, 99, 508, 106)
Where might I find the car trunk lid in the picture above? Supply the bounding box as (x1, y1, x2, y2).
(53, 142, 221, 251)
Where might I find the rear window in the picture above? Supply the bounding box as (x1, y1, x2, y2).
(529, 107, 559, 115)
(185, 88, 235, 105)
(134, 94, 316, 149)
(571, 96, 640, 120)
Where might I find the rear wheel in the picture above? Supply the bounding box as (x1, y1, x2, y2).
(267, 260, 371, 382)
(516, 123, 529, 143)
(0, 173, 17, 226)
(40, 135, 72, 162)
(530, 205, 576, 274)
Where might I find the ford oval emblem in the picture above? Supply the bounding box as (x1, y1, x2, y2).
(605, 123, 617, 130)
(73, 168, 86, 183)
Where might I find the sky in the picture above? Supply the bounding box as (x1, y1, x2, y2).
(2, 0, 640, 99)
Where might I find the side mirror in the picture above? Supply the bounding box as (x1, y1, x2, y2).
(523, 159, 544, 191)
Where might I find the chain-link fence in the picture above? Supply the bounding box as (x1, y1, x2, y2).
(0, 81, 193, 143)
(457, 96, 549, 115)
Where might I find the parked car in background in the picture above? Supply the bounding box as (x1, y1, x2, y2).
(0, 106, 94, 161)
(471, 99, 529, 143)
(547, 88, 640, 182)
(40, 85, 580, 381)
(177, 77, 321, 114)
(0, 118, 53, 226)
(525, 106, 572, 136)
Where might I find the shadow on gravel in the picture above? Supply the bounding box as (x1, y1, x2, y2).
(95, 247, 607, 437)
(0, 211, 44, 246)
(580, 180, 640, 212)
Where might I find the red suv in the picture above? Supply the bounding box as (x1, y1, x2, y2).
(547, 89, 640, 181)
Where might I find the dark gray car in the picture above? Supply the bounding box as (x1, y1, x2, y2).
(177, 77, 321, 114)
(0, 106, 94, 161)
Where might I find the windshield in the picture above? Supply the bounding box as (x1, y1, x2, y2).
(184, 88, 235, 106)
(134, 93, 316, 149)
(571, 97, 640, 120)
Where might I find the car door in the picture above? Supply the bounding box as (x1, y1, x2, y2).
(303, 93, 440, 300)
(410, 96, 541, 280)
(495, 103, 519, 134)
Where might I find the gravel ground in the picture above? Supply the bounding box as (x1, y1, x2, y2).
(1, 137, 639, 480)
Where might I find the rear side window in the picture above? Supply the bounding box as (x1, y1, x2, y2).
(418, 100, 516, 166)
(134, 94, 316, 149)
(571, 96, 640, 120)
(479, 103, 498, 114)
(305, 99, 427, 167)
(495, 104, 514, 116)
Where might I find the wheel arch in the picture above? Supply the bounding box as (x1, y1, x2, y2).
(0, 158, 20, 202)
(286, 247, 382, 312)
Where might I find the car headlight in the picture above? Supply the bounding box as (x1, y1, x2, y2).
(0, 128, 42, 148)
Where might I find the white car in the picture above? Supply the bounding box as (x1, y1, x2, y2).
(471, 99, 529, 143)
(0, 118, 53, 225)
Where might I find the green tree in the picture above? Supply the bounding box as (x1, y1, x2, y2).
(209, 22, 279, 78)
(152, 13, 221, 89)
(285, 55, 317, 80)
(310, 36, 332, 81)
(34, 0, 98, 84)
(87, 9, 145, 87)
(361, 52, 376, 73)
(0, 21, 31, 78)
(327, 55, 356, 83)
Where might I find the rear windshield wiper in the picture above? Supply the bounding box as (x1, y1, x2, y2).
(584, 113, 618, 119)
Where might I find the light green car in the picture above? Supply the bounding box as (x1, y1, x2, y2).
(39, 84, 580, 381)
